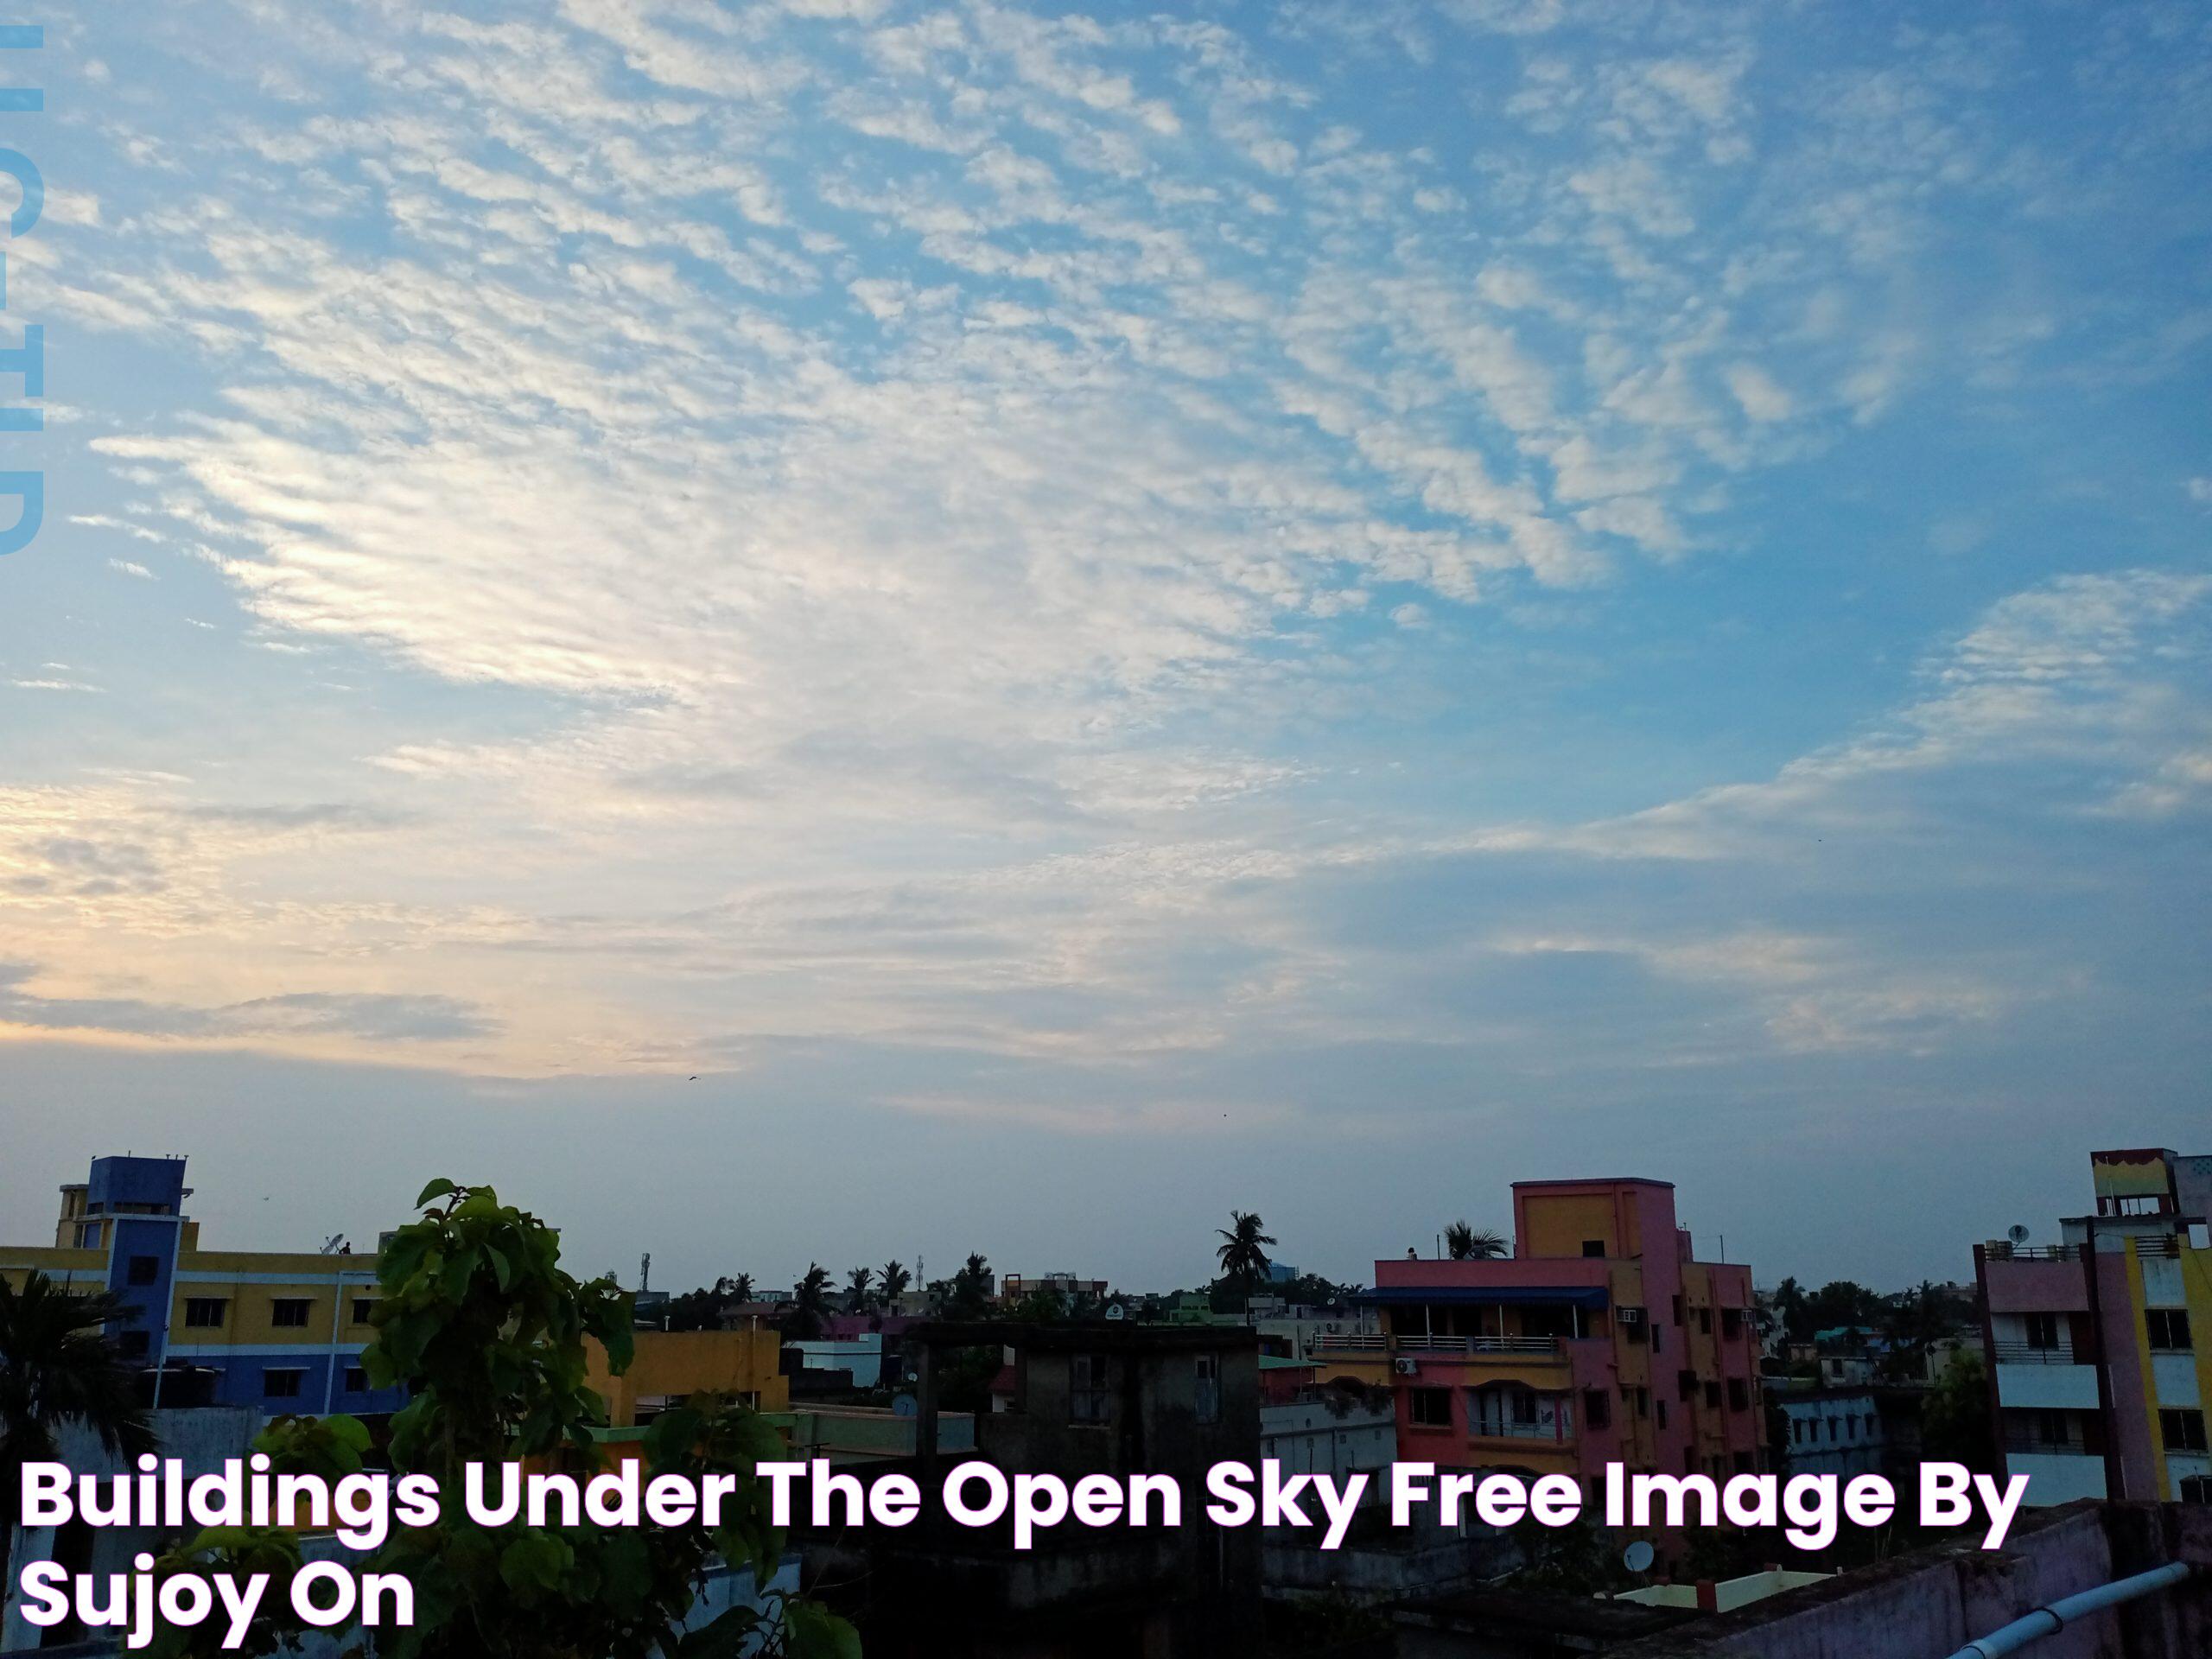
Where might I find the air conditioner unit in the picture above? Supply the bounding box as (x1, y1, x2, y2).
(1393, 1357, 1420, 1376)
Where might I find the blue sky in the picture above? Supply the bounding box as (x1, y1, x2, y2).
(2, 0, 2208, 1293)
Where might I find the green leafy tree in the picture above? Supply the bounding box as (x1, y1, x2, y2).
(788, 1263, 834, 1340)
(1922, 1348, 1994, 1473)
(148, 1179, 857, 1659)
(1445, 1222, 1507, 1261)
(1215, 1211, 1277, 1306)
(843, 1267, 874, 1314)
(877, 1262, 911, 1306)
(946, 1254, 994, 1319)
(1, 1271, 157, 1591)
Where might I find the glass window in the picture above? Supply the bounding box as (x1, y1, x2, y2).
(1408, 1388, 1452, 1428)
(2159, 1408, 2207, 1452)
(1195, 1354, 1220, 1425)
(270, 1298, 312, 1328)
(263, 1369, 305, 1399)
(2146, 1309, 2190, 1351)
(343, 1367, 368, 1394)
(184, 1298, 227, 1328)
(1070, 1354, 1110, 1423)
(352, 1298, 377, 1325)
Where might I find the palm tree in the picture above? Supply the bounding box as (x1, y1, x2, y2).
(879, 1260, 912, 1306)
(1215, 1211, 1277, 1305)
(725, 1272, 754, 1304)
(788, 1263, 834, 1340)
(1446, 1221, 1507, 1260)
(844, 1265, 874, 1313)
(2, 1271, 157, 1587)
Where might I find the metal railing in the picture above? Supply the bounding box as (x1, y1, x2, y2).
(1311, 1332, 1561, 1357)
(1983, 1243, 2081, 1262)
(1991, 1340, 2083, 1365)
(2001, 1437, 2091, 1457)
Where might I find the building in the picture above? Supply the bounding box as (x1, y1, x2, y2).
(1319, 1177, 1764, 1498)
(1974, 1146, 2212, 1506)
(1771, 1386, 1885, 1478)
(1260, 1385, 1395, 1496)
(820, 1319, 1263, 1656)
(1000, 1273, 1111, 1302)
(582, 1326, 790, 1427)
(0, 1154, 405, 1417)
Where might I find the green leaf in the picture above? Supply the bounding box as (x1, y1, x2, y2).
(785, 1600, 863, 1659)
(414, 1178, 458, 1208)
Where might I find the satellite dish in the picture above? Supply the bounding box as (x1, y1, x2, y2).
(892, 1395, 918, 1418)
(2007, 1224, 2031, 1246)
(1623, 1541, 1656, 1574)
(1105, 1301, 1126, 1321)
(320, 1235, 346, 1255)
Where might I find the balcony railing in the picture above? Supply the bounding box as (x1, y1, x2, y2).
(1312, 1332, 1560, 1357)
(1992, 1341, 2083, 1365)
(1984, 1243, 2081, 1262)
(2002, 1437, 2091, 1457)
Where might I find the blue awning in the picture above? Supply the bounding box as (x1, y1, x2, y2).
(1353, 1286, 1609, 1310)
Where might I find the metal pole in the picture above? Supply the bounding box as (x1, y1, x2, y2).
(1942, 1563, 2194, 1659)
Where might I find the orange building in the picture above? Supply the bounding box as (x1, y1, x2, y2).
(584, 1327, 790, 1428)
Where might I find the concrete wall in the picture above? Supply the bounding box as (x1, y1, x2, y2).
(1605, 1501, 2212, 1659)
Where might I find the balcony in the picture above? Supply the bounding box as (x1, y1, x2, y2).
(1992, 1341, 2081, 1365)
(1983, 1243, 2082, 1262)
(1313, 1332, 1561, 1357)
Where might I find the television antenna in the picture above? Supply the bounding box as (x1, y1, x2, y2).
(2007, 1224, 2031, 1246)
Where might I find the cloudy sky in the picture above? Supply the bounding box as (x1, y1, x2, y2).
(3, 0, 2208, 1294)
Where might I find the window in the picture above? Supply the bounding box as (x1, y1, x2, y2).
(1827, 1419, 1840, 1442)
(1792, 1418, 1804, 1444)
(1703, 1380, 1721, 1409)
(2024, 1313, 2061, 1351)
(127, 1255, 161, 1286)
(1583, 1389, 1611, 1429)
(1732, 1451, 1755, 1476)
(1070, 1354, 1110, 1424)
(1671, 1295, 1684, 1326)
(1195, 1354, 1220, 1425)
(1727, 1378, 1750, 1412)
(1634, 1387, 1650, 1419)
(2159, 1409, 2207, 1452)
(352, 1298, 377, 1326)
(1656, 1399, 1668, 1429)
(2146, 1309, 2191, 1352)
(1721, 1308, 1744, 1340)
(1408, 1388, 1452, 1428)
(118, 1331, 150, 1359)
(1581, 1240, 1605, 1258)
(270, 1298, 312, 1328)
(2182, 1475, 2212, 1505)
(1678, 1369, 1696, 1402)
(263, 1369, 305, 1399)
(1651, 1324, 1663, 1355)
(1697, 1307, 1713, 1336)
(2033, 1409, 2072, 1446)
(343, 1367, 368, 1394)
(1621, 1307, 1648, 1344)
(184, 1298, 228, 1328)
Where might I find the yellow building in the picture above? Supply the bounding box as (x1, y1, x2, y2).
(584, 1327, 790, 1427)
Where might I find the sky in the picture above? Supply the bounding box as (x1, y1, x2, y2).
(2, 0, 2209, 1296)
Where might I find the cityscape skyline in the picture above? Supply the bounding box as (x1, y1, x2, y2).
(5, 2, 2208, 1298)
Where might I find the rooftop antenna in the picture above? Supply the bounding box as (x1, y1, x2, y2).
(640, 1252, 651, 1294)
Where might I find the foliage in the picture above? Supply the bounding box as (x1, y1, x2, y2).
(842, 1266, 874, 1314)
(1214, 1211, 1277, 1303)
(876, 1262, 911, 1306)
(662, 1274, 756, 1334)
(0, 1269, 157, 1588)
(786, 1263, 834, 1340)
(1922, 1348, 1994, 1471)
(938, 1253, 994, 1319)
(1445, 1221, 1507, 1261)
(147, 1179, 858, 1659)
(1504, 1515, 1636, 1597)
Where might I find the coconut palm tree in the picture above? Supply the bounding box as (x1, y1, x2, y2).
(844, 1265, 874, 1313)
(1215, 1211, 1277, 1305)
(1446, 1221, 1508, 1260)
(788, 1263, 834, 1339)
(1, 1271, 157, 1587)
(879, 1260, 912, 1306)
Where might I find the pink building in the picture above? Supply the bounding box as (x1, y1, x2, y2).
(1314, 1178, 1764, 1500)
